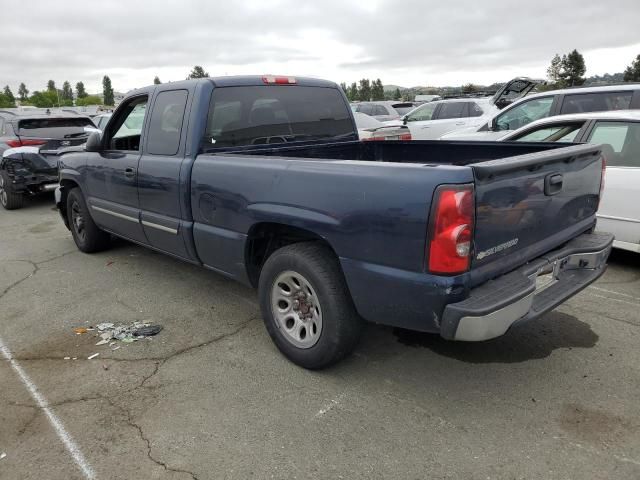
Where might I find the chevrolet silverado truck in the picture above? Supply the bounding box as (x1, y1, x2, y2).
(55, 75, 612, 368)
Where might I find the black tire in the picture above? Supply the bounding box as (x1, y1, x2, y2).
(66, 188, 110, 253)
(258, 242, 363, 369)
(0, 170, 24, 210)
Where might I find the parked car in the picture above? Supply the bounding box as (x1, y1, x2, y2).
(441, 84, 640, 141)
(93, 113, 112, 130)
(352, 101, 417, 121)
(0, 110, 95, 209)
(397, 77, 544, 140)
(354, 112, 411, 140)
(498, 110, 640, 253)
(55, 75, 611, 368)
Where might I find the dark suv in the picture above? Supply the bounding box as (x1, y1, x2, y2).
(0, 110, 95, 209)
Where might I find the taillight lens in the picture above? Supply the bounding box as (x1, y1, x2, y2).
(399, 133, 412, 140)
(428, 185, 475, 275)
(5, 138, 46, 148)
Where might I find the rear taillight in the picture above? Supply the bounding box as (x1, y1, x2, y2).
(262, 75, 297, 85)
(428, 184, 475, 275)
(5, 138, 46, 148)
(399, 133, 412, 140)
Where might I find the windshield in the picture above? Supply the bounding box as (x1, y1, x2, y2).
(202, 85, 354, 149)
(17, 117, 94, 138)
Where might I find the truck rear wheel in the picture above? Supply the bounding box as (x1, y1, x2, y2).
(258, 242, 363, 369)
(0, 170, 23, 210)
(66, 188, 110, 253)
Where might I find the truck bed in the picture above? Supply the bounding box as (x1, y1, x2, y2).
(208, 139, 568, 165)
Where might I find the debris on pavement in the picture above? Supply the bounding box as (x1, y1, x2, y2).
(73, 327, 88, 335)
(64, 357, 71, 360)
(87, 353, 100, 360)
(77, 321, 164, 350)
(133, 325, 163, 337)
(0, 452, 6, 460)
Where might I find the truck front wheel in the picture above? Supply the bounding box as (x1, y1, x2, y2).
(0, 171, 23, 210)
(66, 188, 110, 253)
(258, 242, 363, 369)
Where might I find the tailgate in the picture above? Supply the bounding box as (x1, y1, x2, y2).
(470, 143, 604, 281)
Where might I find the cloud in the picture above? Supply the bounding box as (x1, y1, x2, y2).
(1, 0, 638, 93)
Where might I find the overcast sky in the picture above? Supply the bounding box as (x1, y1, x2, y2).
(1, 0, 639, 94)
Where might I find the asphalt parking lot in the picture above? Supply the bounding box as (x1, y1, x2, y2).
(1, 196, 639, 480)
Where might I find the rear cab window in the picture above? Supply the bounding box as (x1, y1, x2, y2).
(17, 117, 94, 138)
(202, 85, 354, 149)
(560, 91, 633, 115)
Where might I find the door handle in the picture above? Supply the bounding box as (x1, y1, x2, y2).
(455, 122, 466, 126)
(124, 167, 136, 178)
(545, 173, 563, 195)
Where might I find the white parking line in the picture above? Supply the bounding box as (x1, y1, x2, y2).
(0, 336, 96, 480)
(589, 286, 639, 301)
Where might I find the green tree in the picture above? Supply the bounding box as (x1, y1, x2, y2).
(75, 81, 87, 99)
(153, 76, 162, 85)
(559, 49, 586, 87)
(3, 85, 15, 104)
(546, 53, 563, 87)
(62, 81, 73, 102)
(623, 54, 640, 82)
(28, 90, 58, 108)
(347, 82, 358, 101)
(18, 83, 29, 102)
(0, 92, 15, 108)
(76, 95, 103, 106)
(462, 83, 478, 93)
(358, 79, 371, 101)
(187, 65, 209, 79)
(47, 80, 56, 92)
(393, 88, 401, 100)
(339, 82, 347, 94)
(402, 90, 414, 102)
(102, 76, 115, 106)
(371, 79, 385, 100)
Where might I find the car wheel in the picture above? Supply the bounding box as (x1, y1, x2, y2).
(66, 187, 110, 253)
(258, 242, 363, 369)
(0, 170, 24, 210)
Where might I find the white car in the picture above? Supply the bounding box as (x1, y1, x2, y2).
(442, 83, 640, 141)
(499, 110, 640, 253)
(399, 77, 543, 140)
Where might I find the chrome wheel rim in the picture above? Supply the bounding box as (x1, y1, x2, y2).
(71, 201, 86, 242)
(271, 270, 322, 349)
(0, 175, 6, 206)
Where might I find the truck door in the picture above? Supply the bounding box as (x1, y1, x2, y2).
(85, 95, 148, 243)
(137, 88, 196, 260)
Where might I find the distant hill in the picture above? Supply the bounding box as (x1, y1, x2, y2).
(383, 84, 407, 92)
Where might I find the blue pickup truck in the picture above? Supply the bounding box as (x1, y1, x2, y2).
(55, 75, 612, 368)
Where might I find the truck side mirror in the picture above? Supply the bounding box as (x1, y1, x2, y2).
(403, 116, 409, 125)
(85, 131, 102, 152)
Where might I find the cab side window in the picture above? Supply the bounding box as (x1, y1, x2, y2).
(106, 96, 148, 151)
(146, 90, 188, 156)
